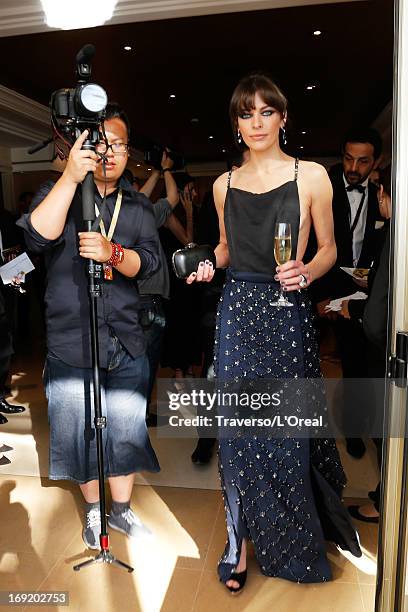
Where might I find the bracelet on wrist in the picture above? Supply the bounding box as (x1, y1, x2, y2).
(107, 242, 125, 267)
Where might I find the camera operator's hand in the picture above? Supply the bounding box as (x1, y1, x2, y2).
(161, 149, 174, 171)
(64, 130, 99, 185)
(180, 190, 193, 215)
(186, 260, 215, 284)
(78, 232, 112, 263)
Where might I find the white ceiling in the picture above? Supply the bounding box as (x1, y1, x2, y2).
(0, 0, 363, 38)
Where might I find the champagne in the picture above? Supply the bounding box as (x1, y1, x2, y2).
(274, 236, 291, 266)
(272, 222, 293, 307)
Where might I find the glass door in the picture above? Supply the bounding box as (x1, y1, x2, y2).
(376, 0, 408, 609)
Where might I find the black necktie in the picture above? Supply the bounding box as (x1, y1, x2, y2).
(346, 184, 365, 194)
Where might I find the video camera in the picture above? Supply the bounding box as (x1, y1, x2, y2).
(50, 44, 108, 154)
(28, 45, 108, 158)
(144, 143, 184, 172)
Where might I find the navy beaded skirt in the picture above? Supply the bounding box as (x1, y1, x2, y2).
(214, 270, 361, 584)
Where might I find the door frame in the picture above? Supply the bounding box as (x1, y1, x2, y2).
(376, 0, 408, 609)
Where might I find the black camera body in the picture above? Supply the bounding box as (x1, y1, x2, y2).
(144, 144, 184, 172)
(50, 44, 107, 146)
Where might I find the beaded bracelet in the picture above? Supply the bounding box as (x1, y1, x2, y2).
(107, 243, 124, 267)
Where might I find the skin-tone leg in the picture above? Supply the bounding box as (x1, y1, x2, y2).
(108, 474, 136, 503)
(80, 480, 99, 503)
(80, 474, 136, 504)
(226, 538, 247, 589)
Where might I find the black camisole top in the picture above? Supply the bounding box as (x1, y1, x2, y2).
(224, 158, 300, 276)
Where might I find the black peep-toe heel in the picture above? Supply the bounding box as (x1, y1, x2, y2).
(224, 569, 247, 595)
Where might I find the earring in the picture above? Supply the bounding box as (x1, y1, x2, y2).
(281, 126, 287, 146)
(237, 129, 242, 144)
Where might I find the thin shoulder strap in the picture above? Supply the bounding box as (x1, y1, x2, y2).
(227, 169, 233, 189)
(294, 157, 299, 181)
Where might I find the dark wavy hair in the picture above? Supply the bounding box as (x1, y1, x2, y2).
(229, 73, 288, 149)
(342, 127, 383, 160)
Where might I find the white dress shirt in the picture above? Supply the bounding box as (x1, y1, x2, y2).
(343, 175, 369, 266)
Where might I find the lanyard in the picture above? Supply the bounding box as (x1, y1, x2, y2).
(95, 189, 123, 242)
(349, 190, 366, 235)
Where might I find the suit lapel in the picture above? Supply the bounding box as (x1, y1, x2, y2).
(358, 184, 378, 266)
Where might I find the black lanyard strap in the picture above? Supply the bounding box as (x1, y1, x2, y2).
(349, 190, 366, 234)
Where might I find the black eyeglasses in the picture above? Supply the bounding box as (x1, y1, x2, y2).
(95, 142, 129, 155)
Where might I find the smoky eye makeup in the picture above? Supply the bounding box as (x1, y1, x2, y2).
(239, 107, 276, 119)
(239, 110, 253, 119)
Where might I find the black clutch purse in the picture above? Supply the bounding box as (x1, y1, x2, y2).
(172, 243, 216, 279)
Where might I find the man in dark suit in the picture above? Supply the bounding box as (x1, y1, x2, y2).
(309, 128, 389, 459)
(344, 229, 390, 522)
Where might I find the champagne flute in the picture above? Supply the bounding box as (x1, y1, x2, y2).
(271, 222, 293, 307)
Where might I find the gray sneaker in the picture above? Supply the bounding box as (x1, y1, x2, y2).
(82, 507, 101, 550)
(108, 507, 152, 539)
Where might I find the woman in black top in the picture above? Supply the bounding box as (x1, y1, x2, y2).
(188, 74, 362, 593)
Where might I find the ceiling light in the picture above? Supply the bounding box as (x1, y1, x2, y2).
(222, 148, 226, 153)
(313, 30, 322, 36)
(41, 0, 117, 30)
(301, 131, 307, 135)
(299, 146, 304, 149)
(124, 45, 132, 51)
(191, 118, 199, 123)
(169, 94, 176, 99)
(209, 136, 214, 140)
(136, 163, 141, 167)
(147, 168, 152, 171)
(306, 85, 314, 90)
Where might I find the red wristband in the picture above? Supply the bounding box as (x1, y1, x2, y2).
(107, 243, 124, 267)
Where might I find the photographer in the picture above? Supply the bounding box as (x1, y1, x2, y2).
(17, 104, 161, 549)
(135, 151, 184, 424)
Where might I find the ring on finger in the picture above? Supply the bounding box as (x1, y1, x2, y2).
(299, 274, 308, 288)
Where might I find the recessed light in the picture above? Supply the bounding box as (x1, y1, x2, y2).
(306, 85, 314, 90)
(222, 148, 226, 153)
(147, 168, 152, 171)
(124, 45, 132, 51)
(136, 163, 141, 167)
(313, 30, 322, 36)
(209, 135, 214, 140)
(299, 145, 304, 149)
(191, 117, 199, 123)
(169, 94, 176, 99)
(301, 131, 307, 135)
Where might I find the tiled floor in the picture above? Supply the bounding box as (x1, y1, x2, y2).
(0, 338, 379, 611)
(0, 347, 380, 497)
(0, 474, 377, 612)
